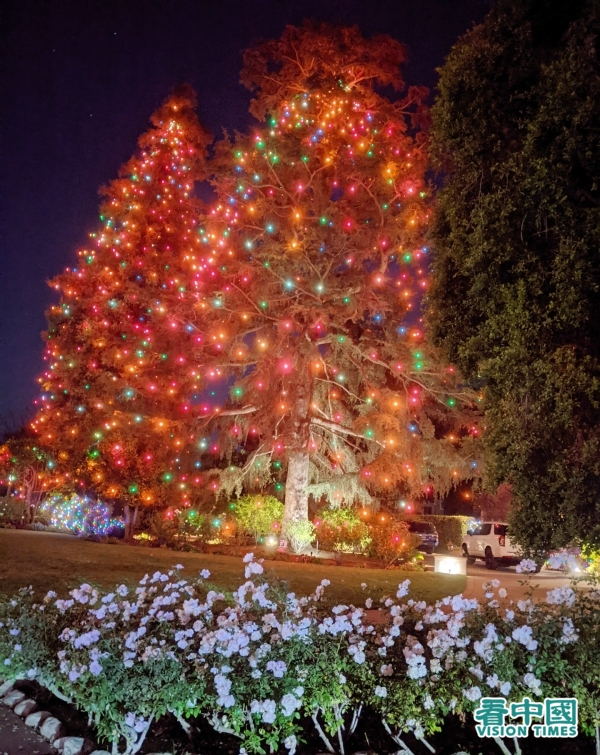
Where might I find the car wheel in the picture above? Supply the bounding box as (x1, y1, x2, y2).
(485, 547, 498, 570)
(462, 544, 476, 566)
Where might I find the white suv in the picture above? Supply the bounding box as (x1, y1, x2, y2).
(461, 522, 525, 570)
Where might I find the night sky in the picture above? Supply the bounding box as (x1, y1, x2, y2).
(0, 0, 490, 427)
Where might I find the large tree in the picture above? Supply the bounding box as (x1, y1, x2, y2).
(188, 24, 479, 531)
(32, 87, 212, 529)
(428, 0, 600, 554)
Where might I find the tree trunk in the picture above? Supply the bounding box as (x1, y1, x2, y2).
(282, 364, 313, 531)
(124, 504, 139, 540)
(282, 450, 310, 530)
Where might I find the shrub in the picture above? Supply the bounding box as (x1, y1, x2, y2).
(148, 507, 211, 548)
(0, 497, 27, 525)
(231, 494, 283, 543)
(0, 559, 599, 755)
(313, 507, 371, 553)
(366, 515, 421, 565)
(38, 494, 123, 536)
(284, 519, 315, 553)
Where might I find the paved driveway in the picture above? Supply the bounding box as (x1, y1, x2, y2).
(419, 553, 587, 602)
(459, 557, 584, 602)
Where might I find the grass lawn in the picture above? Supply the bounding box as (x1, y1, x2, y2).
(0, 529, 465, 605)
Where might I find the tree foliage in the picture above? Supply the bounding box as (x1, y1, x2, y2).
(31, 87, 212, 511)
(194, 22, 479, 527)
(32, 25, 480, 532)
(429, 0, 600, 554)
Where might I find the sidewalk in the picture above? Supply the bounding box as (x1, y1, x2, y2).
(0, 705, 54, 755)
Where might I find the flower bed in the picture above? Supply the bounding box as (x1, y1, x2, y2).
(0, 556, 599, 755)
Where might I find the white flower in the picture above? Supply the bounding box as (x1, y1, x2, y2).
(284, 735, 297, 755)
(463, 686, 482, 702)
(374, 685, 387, 698)
(116, 584, 128, 597)
(348, 644, 366, 664)
(498, 588, 507, 598)
(262, 699, 277, 724)
(266, 660, 287, 678)
(523, 673, 542, 694)
(423, 694, 434, 710)
(89, 660, 103, 676)
(361, 583, 367, 590)
(396, 580, 410, 598)
(243, 553, 255, 563)
(365, 598, 373, 609)
(200, 569, 211, 579)
(546, 586, 576, 607)
(380, 664, 393, 676)
(245, 561, 264, 578)
(512, 625, 538, 651)
(281, 693, 301, 716)
(560, 618, 579, 644)
(500, 681, 511, 696)
(516, 559, 537, 574)
(486, 674, 499, 689)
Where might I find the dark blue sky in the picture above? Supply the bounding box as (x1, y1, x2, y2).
(0, 0, 490, 427)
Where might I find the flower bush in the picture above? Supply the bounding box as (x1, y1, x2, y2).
(0, 558, 599, 755)
(313, 507, 371, 554)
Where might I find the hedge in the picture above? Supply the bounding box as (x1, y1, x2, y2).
(406, 515, 473, 552)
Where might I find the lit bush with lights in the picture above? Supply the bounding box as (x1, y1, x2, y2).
(284, 519, 316, 553)
(231, 494, 283, 544)
(39, 494, 123, 536)
(313, 507, 371, 553)
(366, 514, 421, 566)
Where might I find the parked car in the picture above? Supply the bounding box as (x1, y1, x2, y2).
(408, 520, 439, 554)
(545, 547, 589, 574)
(461, 521, 531, 570)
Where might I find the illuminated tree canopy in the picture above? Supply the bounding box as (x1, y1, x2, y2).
(32, 25, 480, 531)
